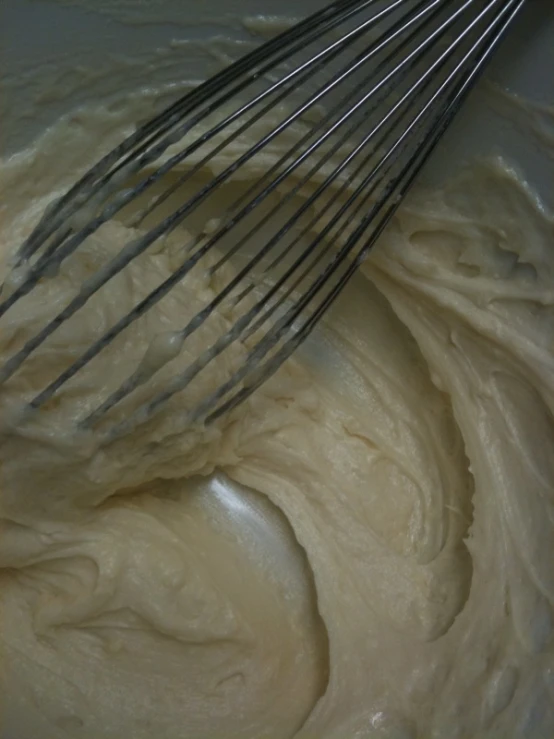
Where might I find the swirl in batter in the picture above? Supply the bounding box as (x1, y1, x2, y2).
(0, 91, 553, 739)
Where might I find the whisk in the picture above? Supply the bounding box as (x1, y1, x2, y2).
(0, 0, 524, 439)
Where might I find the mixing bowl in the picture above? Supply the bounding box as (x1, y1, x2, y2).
(1, 1, 553, 738)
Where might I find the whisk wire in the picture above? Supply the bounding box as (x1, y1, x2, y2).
(8, 0, 408, 282)
(0, 0, 525, 439)
(200, 0, 526, 425)
(0, 0, 466, 386)
(0, 0, 449, 387)
(14, 0, 389, 266)
(109, 28, 516, 436)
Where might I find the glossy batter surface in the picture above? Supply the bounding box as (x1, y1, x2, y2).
(0, 94, 553, 739)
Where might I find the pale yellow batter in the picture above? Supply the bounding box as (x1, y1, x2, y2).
(0, 89, 553, 739)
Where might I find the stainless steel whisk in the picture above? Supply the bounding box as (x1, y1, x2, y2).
(0, 0, 524, 438)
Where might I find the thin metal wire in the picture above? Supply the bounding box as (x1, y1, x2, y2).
(0, 0, 525, 440)
(12, 0, 387, 267)
(0, 0, 445, 383)
(201, 0, 527, 426)
(3, 0, 409, 286)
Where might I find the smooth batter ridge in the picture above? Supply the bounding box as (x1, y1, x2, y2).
(0, 91, 553, 739)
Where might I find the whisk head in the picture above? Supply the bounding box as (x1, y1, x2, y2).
(0, 0, 524, 440)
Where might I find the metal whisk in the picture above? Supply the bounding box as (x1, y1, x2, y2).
(0, 0, 524, 439)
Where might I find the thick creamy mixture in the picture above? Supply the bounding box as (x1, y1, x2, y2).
(1, 79, 554, 739)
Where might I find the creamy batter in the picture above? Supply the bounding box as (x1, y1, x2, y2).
(1, 63, 554, 739)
